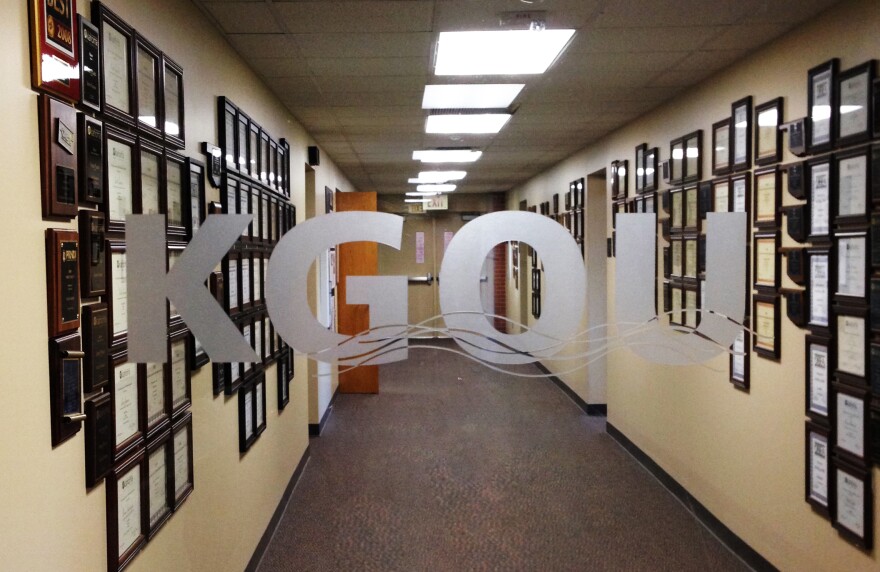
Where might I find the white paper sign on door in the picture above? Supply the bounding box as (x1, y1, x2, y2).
(415, 231, 425, 264)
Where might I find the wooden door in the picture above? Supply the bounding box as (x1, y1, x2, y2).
(335, 191, 379, 393)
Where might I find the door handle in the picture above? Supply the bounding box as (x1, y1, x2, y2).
(408, 272, 434, 284)
(479, 275, 488, 283)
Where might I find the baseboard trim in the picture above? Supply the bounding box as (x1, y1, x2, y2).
(308, 388, 339, 437)
(244, 445, 311, 572)
(606, 423, 777, 572)
(534, 362, 606, 417)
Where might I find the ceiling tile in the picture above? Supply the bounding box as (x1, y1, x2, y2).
(290, 32, 432, 59)
(249, 57, 312, 78)
(672, 49, 746, 71)
(227, 34, 301, 59)
(311, 75, 426, 94)
(567, 26, 720, 53)
(308, 57, 429, 77)
(274, 1, 434, 34)
(703, 24, 789, 51)
(206, 2, 282, 34)
(593, 0, 742, 28)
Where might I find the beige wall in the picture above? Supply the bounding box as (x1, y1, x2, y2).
(0, 1, 355, 570)
(507, 0, 880, 569)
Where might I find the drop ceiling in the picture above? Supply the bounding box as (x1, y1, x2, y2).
(192, 0, 841, 195)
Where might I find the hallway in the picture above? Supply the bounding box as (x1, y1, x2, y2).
(257, 343, 748, 571)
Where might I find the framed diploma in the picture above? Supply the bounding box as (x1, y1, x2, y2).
(29, 0, 80, 100)
(670, 188, 683, 230)
(106, 449, 145, 572)
(730, 324, 749, 389)
(239, 380, 257, 452)
(261, 194, 271, 242)
(278, 348, 291, 411)
(38, 95, 78, 219)
(782, 205, 807, 244)
(731, 96, 752, 172)
(253, 255, 264, 305)
(611, 160, 627, 199)
(683, 284, 699, 329)
(78, 114, 104, 205)
(808, 248, 832, 331)
(669, 138, 684, 185)
(644, 147, 658, 193)
(834, 232, 868, 304)
(49, 332, 84, 446)
(143, 429, 171, 539)
(644, 192, 656, 214)
(103, 125, 136, 235)
(697, 182, 711, 220)
(753, 167, 780, 229)
(241, 252, 253, 310)
(671, 237, 683, 278)
(95, 3, 135, 126)
(168, 330, 191, 417)
(834, 147, 869, 228)
(683, 186, 699, 232)
(836, 308, 868, 382)
(133, 34, 162, 140)
(223, 252, 240, 316)
(786, 161, 805, 200)
(807, 157, 832, 242)
(805, 334, 833, 421)
(835, 383, 869, 464)
(712, 118, 731, 176)
(248, 121, 260, 180)
(662, 246, 671, 278)
(164, 151, 187, 238)
(107, 241, 128, 346)
(171, 413, 194, 509)
(85, 392, 113, 488)
(240, 183, 253, 240)
(684, 236, 698, 280)
(237, 110, 249, 172)
(752, 294, 779, 359)
(255, 373, 268, 435)
(111, 350, 142, 459)
(835, 60, 875, 147)
(669, 285, 683, 326)
(834, 461, 873, 550)
(167, 244, 184, 324)
(140, 359, 168, 439)
(78, 15, 101, 111)
(260, 130, 270, 184)
(808, 59, 839, 154)
(804, 421, 832, 518)
(137, 139, 162, 216)
(712, 177, 730, 213)
(81, 303, 110, 393)
(731, 175, 749, 214)
(753, 232, 780, 291)
(218, 97, 238, 171)
(46, 229, 80, 337)
(186, 159, 206, 241)
(683, 130, 702, 184)
(162, 55, 185, 149)
(281, 139, 291, 195)
(754, 98, 783, 166)
(635, 144, 647, 193)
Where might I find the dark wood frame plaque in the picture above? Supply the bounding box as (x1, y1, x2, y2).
(140, 358, 169, 440)
(752, 293, 780, 360)
(731, 96, 752, 173)
(833, 382, 870, 465)
(28, 0, 80, 102)
(255, 373, 268, 436)
(753, 166, 781, 229)
(833, 231, 869, 307)
(218, 97, 238, 171)
(731, 174, 750, 215)
(754, 97, 783, 166)
(805, 420, 833, 519)
(277, 348, 291, 411)
(835, 60, 875, 148)
(786, 161, 805, 200)
(835, 305, 869, 387)
(833, 146, 871, 230)
(239, 379, 257, 452)
(170, 413, 194, 509)
(161, 55, 185, 149)
(644, 147, 659, 192)
(143, 428, 172, 539)
(730, 320, 750, 390)
(106, 240, 128, 347)
(167, 328, 192, 418)
(833, 459, 874, 550)
(110, 348, 143, 461)
(49, 331, 84, 447)
(807, 155, 834, 243)
(186, 158, 206, 241)
(94, 2, 135, 127)
(38, 94, 78, 219)
(81, 303, 110, 393)
(106, 448, 146, 572)
(103, 124, 137, 235)
(807, 58, 839, 155)
(137, 137, 164, 218)
(85, 391, 113, 488)
(669, 137, 684, 185)
(808, 247, 833, 333)
(46, 228, 80, 337)
(753, 231, 780, 292)
(78, 14, 101, 111)
(712, 117, 731, 176)
(164, 151, 188, 239)
(78, 114, 104, 205)
(132, 33, 163, 141)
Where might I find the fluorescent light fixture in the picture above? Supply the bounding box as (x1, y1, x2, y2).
(435, 30, 575, 75)
(405, 198, 431, 203)
(426, 113, 511, 134)
(422, 84, 524, 109)
(408, 171, 467, 184)
(406, 192, 440, 197)
(417, 184, 456, 193)
(412, 149, 483, 163)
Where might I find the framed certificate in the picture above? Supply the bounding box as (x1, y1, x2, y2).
(103, 125, 136, 235)
(871, 343, 880, 397)
(166, 244, 185, 325)
(670, 188, 683, 230)
(644, 147, 659, 192)
(805, 334, 833, 421)
(106, 449, 145, 572)
(805, 421, 832, 518)
(669, 285, 683, 326)
(255, 374, 268, 435)
(143, 429, 171, 539)
(753, 232, 779, 291)
(731, 174, 749, 214)
(110, 350, 142, 459)
(278, 348, 291, 411)
(28, 0, 80, 102)
(140, 359, 168, 439)
(807, 157, 833, 241)
(683, 186, 699, 232)
(836, 308, 867, 381)
(186, 158, 206, 240)
(133, 34, 162, 140)
(808, 248, 832, 331)
(670, 138, 684, 185)
(834, 232, 868, 304)
(712, 118, 731, 176)
(241, 253, 253, 310)
(240, 183, 253, 240)
(236, 110, 249, 172)
(834, 147, 869, 228)
(38, 95, 79, 219)
(755, 97, 783, 166)
(164, 151, 187, 238)
(168, 329, 191, 417)
(808, 59, 839, 154)
(239, 380, 257, 452)
(683, 236, 698, 280)
(834, 461, 873, 550)
(107, 241, 128, 346)
(644, 192, 656, 214)
(683, 130, 702, 183)
(49, 332, 84, 446)
(634, 144, 646, 193)
(683, 284, 699, 329)
(280, 139, 291, 195)
(752, 294, 779, 359)
(95, 3, 135, 126)
(731, 96, 752, 172)
(711, 177, 730, 213)
(730, 323, 750, 390)
(137, 139, 163, 216)
(671, 237, 683, 278)
(78, 115, 104, 205)
(171, 413, 194, 509)
(872, 279, 880, 334)
(85, 392, 113, 488)
(753, 167, 780, 228)
(835, 61, 875, 147)
(79, 15, 102, 110)
(219, 97, 238, 171)
(212, 362, 227, 397)
(188, 332, 209, 372)
(835, 383, 869, 464)
(269, 139, 279, 189)
(46, 229, 80, 337)
(261, 194, 271, 242)
(162, 55, 185, 149)
(260, 130, 270, 184)
(611, 160, 628, 199)
(249, 121, 260, 179)
(223, 252, 241, 316)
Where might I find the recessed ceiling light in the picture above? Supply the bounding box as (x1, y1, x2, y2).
(408, 171, 467, 184)
(417, 184, 457, 193)
(405, 198, 431, 203)
(435, 30, 575, 76)
(406, 191, 440, 197)
(412, 149, 483, 163)
(422, 84, 524, 109)
(426, 114, 511, 134)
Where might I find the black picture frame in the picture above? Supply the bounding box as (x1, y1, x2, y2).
(752, 293, 780, 360)
(170, 412, 194, 509)
(833, 231, 869, 307)
(106, 448, 146, 572)
(753, 231, 780, 292)
(140, 358, 169, 441)
(805, 333, 834, 423)
(835, 60, 875, 148)
(731, 96, 752, 172)
(161, 55, 185, 150)
(85, 391, 114, 488)
(132, 33, 163, 142)
(730, 320, 750, 390)
(78, 14, 102, 112)
(185, 158, 205, 241)
(753, 166, 781, 229)
(110, 348, 143, 461)
(807, 156, 834, 243)
(102, 124, 137, 236)
(805, 420, 833, 519)
(164, 150, 188, 239)
(833, 146, 870, 230)
(94, 2, 135, 127)
(835, 306, 869, 387)
(834, 382, 870, 466)
(807, 247, 833, 333)
(218, 97, 238, 172)
(833, 460, 874, 550)
(808, 58, 839, 154)
(754, 97, 783, 166)
(712, 118, 731, 176)
(143, 428, 172, 539)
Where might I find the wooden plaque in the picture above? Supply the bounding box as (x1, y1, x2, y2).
(39, 95, 78, 219)
(78, 114, 104, 205)
(49, 331, 83, 447)
(46, 228, 80, 336)
(84, 391, 113, 488)
(78, 210, 106, 296)
(28, 0, 80, 102)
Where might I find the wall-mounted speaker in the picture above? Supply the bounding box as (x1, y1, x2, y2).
(307, 145, 320, 167)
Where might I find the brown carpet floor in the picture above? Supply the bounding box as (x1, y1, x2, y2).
(257, 342, 749, 572)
